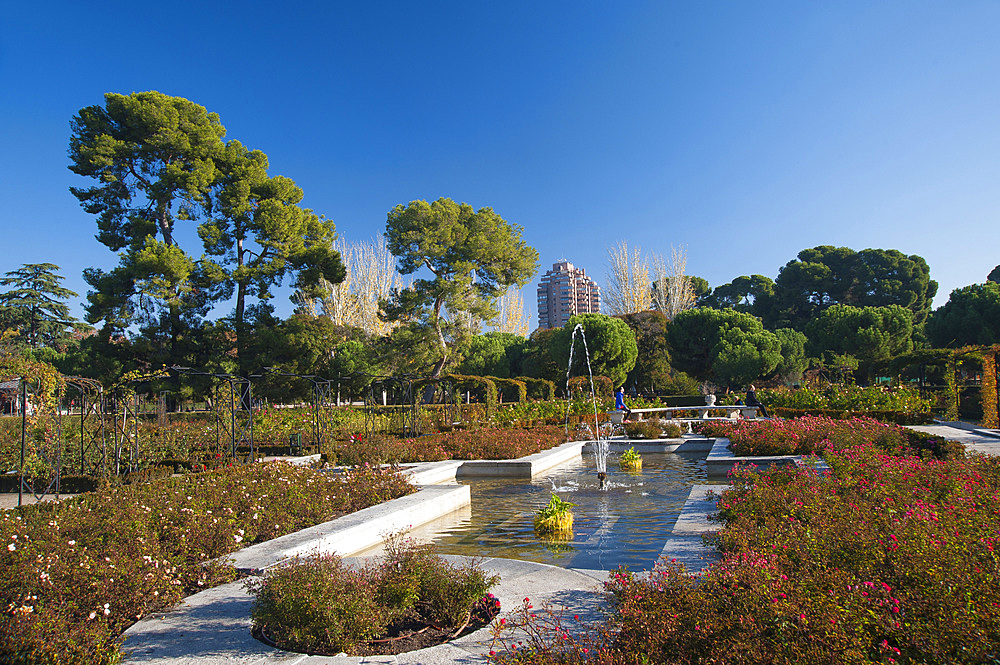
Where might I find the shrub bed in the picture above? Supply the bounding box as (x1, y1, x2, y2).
(249, 536, 499, 656)
(771, 407, 934, 426)
(0, 462, 414, 664)
(488, 447, 1000, 664)
(760, 384, 934, 413)
(332, 425, 569, 466)
(697, 416, 964, 460)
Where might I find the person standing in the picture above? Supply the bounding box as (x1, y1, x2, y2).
(615, 386, 632, 421)
(745, 384, 769, 418)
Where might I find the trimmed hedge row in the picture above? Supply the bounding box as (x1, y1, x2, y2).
(770, 407, 934, 426)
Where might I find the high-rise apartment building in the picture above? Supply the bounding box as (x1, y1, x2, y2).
(536, 260, 601, 329)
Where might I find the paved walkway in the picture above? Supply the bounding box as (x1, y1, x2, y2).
(906, 422, 1000, 455)
(122, 557, 606, 665)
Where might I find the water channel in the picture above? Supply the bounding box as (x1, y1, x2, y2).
(360, 451, 726, 571)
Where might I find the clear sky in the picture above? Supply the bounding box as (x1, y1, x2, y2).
(3, 1, 999, 330)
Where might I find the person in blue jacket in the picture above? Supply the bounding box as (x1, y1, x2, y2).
(615, 385, 632, 421)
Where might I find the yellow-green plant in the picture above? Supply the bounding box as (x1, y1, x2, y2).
(533, 493, 575, 536)
(619, 447, 642, 471)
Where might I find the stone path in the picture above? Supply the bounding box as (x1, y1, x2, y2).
(906, 422, 1000, 455)
(122, 557, 606, 665)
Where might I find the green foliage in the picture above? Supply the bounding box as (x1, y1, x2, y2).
(616, 310, 673, 394)
(548, 313, 638, 387)
(520, 327, 561, 384)
(0, 263, 85, 350)
(806, 304, 914, 376)
(702, 274, 775, 316)
(926, 281, 1000, 348)
(760, 384, 934, 413)
(0, 462, 413, 664)
(667, 308, 782, 385)
(491, 377, 527, 402)
(328, 338, 382, 398)
(515, 376, 556, 401)
(460, 332, 527, 378)
(772, 327, 808, 381)
(381, 198, 538, 377)
(248, 537, 498, 656)
(68, 91, 343, 373)
(768, 245, 937, 330)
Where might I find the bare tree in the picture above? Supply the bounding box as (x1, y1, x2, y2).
(651, 245, 695, 320)
(299, 235, 403, 336)
(489, 285, 529, 336)
(605, 241, 652, 315)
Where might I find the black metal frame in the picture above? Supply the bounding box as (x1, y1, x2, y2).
(169, 367, 255, 465)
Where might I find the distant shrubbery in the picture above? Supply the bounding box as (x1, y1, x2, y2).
(760, 384, 933, 413)
(331, 425, 569, 466)
(697, 415, 963, 459)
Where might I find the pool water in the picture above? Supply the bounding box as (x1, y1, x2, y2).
(377, 452, 724, 571)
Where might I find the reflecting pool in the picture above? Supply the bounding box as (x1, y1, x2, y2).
(369, 452, 725, 571)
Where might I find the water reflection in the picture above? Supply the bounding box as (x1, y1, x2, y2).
(368, 452, 724, 571)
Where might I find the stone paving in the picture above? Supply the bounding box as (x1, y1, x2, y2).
(907, 422, 1000, 455)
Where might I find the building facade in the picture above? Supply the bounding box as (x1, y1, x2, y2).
(536, 260, 601, 329)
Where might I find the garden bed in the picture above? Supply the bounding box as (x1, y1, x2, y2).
(0, 461, 414, 664)
(697, 415, 964, 459)
(488, 445, 1000, 664)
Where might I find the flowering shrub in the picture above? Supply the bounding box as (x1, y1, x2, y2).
(0, 462, 414, 664)
(333, 426, 568, 465)
(488, 448, 1000, 664)
(248, 536, 499, 656)
(697, 416, 964, 459)
(761, 384, 934, 413)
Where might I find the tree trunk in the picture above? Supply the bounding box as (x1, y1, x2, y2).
(430, 297, 448, 378)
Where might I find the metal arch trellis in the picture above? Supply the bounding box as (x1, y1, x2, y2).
(169, 367, 255, 465)
(17, 376, 64, 507)
(214, 377, 254, 464)
(262, 368, 336, 449)
(108, 383, 149, 476)
(365, 375, 419, 437)
(63, 376, 107, 477)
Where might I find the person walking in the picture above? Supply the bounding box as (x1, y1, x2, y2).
(615, 386, 632, 421)
(745, 384, 770, 418)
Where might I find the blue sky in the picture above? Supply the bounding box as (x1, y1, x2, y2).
(3, 2, 999, 330)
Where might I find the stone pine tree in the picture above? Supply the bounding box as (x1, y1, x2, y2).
(0, 263, 83, 348)
(69, 91, 343, 373)
(69, 91, 226, 349)
(381, 198, 539, 377)
(198, 141, 344, 375)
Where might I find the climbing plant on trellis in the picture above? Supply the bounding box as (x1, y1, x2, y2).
(885, 344, 999, 427)
(0, 339, 66, 505)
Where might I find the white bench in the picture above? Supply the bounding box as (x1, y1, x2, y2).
(629, 405, 758, 421)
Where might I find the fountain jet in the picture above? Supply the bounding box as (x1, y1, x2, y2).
(564, 323, 609, 487)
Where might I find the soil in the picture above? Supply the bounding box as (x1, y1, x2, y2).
(253, 597, 500, 657)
